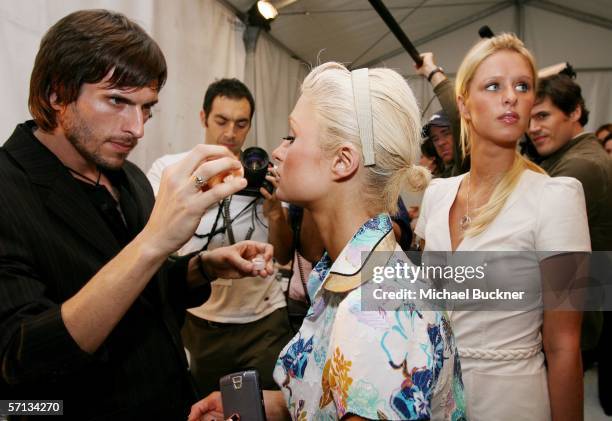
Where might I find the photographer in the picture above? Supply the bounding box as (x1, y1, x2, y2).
(147, 79, 292, 396)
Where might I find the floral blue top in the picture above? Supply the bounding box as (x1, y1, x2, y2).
(273, 214, 466, 420)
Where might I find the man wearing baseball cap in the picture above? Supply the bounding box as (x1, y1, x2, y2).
(422, 110, 456, 178)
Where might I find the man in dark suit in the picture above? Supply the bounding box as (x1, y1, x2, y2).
(529, 74, 612, 414)
(0, 10, 273, 420)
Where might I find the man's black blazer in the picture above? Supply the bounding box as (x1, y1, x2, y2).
(0, 121, 209, 420)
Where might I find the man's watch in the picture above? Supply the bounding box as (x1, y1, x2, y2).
(427, 67, 445, 82)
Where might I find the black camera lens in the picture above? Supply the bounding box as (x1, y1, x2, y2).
(242, 148, 269, 171)
(238, 147, 273, 197)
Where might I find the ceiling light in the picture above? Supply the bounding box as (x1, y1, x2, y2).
(257, 1, 278, 20)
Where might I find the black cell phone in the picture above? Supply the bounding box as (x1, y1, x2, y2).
(219, 370, 267, 421)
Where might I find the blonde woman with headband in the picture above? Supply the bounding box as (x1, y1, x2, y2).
(189, 63, 466, 420)
(415, 34, 590, 420)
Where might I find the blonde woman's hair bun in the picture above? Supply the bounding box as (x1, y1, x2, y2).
(404, 164, 431, 192)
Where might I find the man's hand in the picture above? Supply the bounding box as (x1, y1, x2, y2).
(203, 240, 274, 279)
(189, 390, 290, 421)
(188, 391, 224, 421)
(414, 52, 438, 77)
(415, 52, 446, 87)
(538, 62, 570, 78)
(61, 145, 247, 354)
(141, 144, 247, 257)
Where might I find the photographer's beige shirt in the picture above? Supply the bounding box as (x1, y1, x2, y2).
(147, 152, 285, 323)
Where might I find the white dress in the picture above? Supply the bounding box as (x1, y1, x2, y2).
(415, 169, 590, 421)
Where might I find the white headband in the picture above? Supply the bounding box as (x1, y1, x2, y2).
(351, 68, 376, 166)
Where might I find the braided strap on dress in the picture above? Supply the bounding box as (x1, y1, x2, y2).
(459, 344, 541, 361)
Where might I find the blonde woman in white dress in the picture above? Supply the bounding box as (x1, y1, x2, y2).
(415, 33, 590, 421)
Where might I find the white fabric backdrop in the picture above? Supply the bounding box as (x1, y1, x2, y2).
(0, 0, 305, 172)
(245, 33, 309, 153)
(141, 0, 246, 170)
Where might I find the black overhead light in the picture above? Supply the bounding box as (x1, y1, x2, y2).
(246, 1, 278, 31)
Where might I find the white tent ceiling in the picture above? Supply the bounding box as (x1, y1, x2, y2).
(224, 0, 612, 74)
(224, 0, 612, 133)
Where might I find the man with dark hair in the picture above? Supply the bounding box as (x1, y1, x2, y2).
(28, 10, 168, 134)
(530, 74, 612, 413)
(203, 78, 256, 125)
(415, 52, 470, 178)
(596, 123, 612, 143)
(0, 10, 273, 420)
(422, 110, 455, 177)
(529, 74, 612, 251)
(420, 136, 443, 176)
(604, 134, 612, 157)
(148, 78, 292, 397)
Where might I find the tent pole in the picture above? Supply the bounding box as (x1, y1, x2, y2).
(515, 0, 525, 40)
(357, 0, 513, 69)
